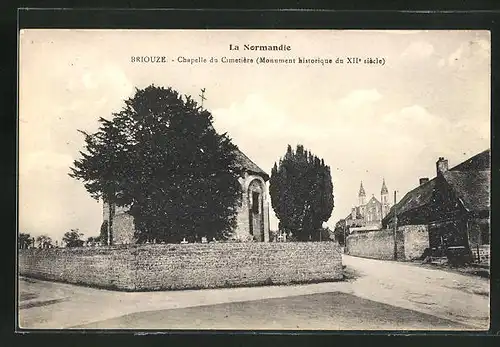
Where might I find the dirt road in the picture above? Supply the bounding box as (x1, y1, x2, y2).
(18, 255, 489, 330)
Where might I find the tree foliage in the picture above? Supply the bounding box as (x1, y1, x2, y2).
(63, 229, 84, 248)
(36, 235, 53, 248)
(19, 233, 33, 249)
(99, 220, 108, 244)
(320, 226, 334, 241)
(269, 144, 334, 241)
(69, 85, 243, 243)
(334, 219, 347, 246)
(86, 236, 101, 246)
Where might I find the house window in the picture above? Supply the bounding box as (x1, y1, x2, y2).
(252, 192, 260, 214)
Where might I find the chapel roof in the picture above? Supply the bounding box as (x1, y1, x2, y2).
(233, 148, 270, 181)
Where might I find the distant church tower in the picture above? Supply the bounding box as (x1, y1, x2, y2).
(358, 181, 366, 206)
(380, 178, 389, 218)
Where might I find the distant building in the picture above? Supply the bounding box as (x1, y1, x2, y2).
(345, 179, 392, 232)
(382, 149, 490, 260)
(103, 148, 271, 244)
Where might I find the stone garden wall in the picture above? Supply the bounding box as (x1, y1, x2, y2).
(400, 225, 429, 260)
(346, 225, 428, 261)
(346, 229, 398, 260)
(19, 242, 343, 291)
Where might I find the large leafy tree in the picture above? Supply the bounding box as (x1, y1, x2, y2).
(70, 85, 243, 243)
(63, 229, 84, 248)
(69, 115, 130, 244)
(270, 144, 334, 241)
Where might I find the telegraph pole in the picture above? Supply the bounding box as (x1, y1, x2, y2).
(343, 224, 347, 253)
(393, 190, 398, 260)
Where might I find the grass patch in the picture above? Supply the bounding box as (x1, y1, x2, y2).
(342, 265, 362, 282)
(19, 277, 38, 284)
(411, 262, 490, 279)
(472, 289, 489, 297)
(19, 298, 66, 310)
(263, 277, 274, 286)
(19, 292, 38, 301)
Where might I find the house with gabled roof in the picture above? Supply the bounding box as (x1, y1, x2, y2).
(382, 149, 490, 261)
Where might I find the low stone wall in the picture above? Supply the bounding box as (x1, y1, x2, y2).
(18, 246, 136, 290)
(471, 245, 490, 265)
(18, 242, 343, 291)
(400, 225, 429, 260)
(346, 229, 396, 260)
(346, 226, 429, 261)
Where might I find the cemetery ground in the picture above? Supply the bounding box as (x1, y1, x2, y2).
(18, 255, 489, 330)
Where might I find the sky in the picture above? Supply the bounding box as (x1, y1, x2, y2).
(19, 29, 490, 242)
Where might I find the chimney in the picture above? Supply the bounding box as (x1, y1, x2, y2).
(436, 157, 448, 175)
(419, 177, 429, 186)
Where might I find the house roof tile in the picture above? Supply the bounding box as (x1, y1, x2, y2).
(442, 170, 490, 212)
(383, 149, 490, 224)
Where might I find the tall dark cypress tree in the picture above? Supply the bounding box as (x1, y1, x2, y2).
(269, 144, 334, 241)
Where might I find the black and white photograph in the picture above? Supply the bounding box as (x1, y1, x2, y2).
(18, 29, 491, 330)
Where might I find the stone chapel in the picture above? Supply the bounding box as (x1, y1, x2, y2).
(103, 148, 271, 244)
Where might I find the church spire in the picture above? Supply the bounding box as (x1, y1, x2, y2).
(358, 181, 366, 197)
(358, 181, 366, 206)
(380, 178, 389, 218)
(381, 178, 388, 195)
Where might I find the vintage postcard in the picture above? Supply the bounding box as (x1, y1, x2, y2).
(18, 29, 490, 331)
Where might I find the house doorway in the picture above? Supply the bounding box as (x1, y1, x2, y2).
(429, 219, 468, 257)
